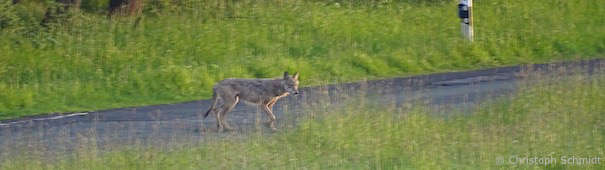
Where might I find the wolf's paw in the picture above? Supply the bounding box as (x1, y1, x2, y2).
(223, 126, 235, 131)
(263, 122, 278, 131)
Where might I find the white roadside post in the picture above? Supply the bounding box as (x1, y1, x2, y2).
(458, 0, 473, 42)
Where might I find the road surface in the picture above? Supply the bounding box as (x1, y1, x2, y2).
(0, 59, 602, 160)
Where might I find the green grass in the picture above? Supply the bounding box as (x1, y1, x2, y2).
(2, 67, 603, 169)
(1, 0, 604, 119)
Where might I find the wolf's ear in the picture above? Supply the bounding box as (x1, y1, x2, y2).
(283, 71, 289, 79)
(293, 72, 299, 80)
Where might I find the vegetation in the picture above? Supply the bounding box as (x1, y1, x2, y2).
(2, 68, 603, 169)
(1, 0, 604, 119)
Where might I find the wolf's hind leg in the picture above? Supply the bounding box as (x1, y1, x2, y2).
(213, 98, 227, 132)
(219, 96, 239, 131)
(215, 108, 224, 132)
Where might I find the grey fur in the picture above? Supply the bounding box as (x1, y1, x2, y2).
(204, 72, 300, 131)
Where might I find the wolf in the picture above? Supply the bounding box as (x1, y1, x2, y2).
(204, 72, 300, 132)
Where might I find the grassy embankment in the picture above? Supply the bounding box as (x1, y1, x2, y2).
(1, 0, 603, 119)
(2, 66, 603, 169)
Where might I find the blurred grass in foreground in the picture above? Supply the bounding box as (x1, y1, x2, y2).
(2, 72, 603, 169)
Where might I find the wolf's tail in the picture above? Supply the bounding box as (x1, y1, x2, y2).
(204, 90, 217, 119)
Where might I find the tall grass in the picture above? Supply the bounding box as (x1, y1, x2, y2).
(2, 67, 603, 169)
(1, 0, 604, 118)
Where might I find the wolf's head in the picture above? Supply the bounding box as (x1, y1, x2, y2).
(282, 72, 300, 95)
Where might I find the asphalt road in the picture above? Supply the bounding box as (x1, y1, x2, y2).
(0, 59, 602, 160)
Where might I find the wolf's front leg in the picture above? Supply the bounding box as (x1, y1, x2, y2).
(261, 105, 277, 131)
